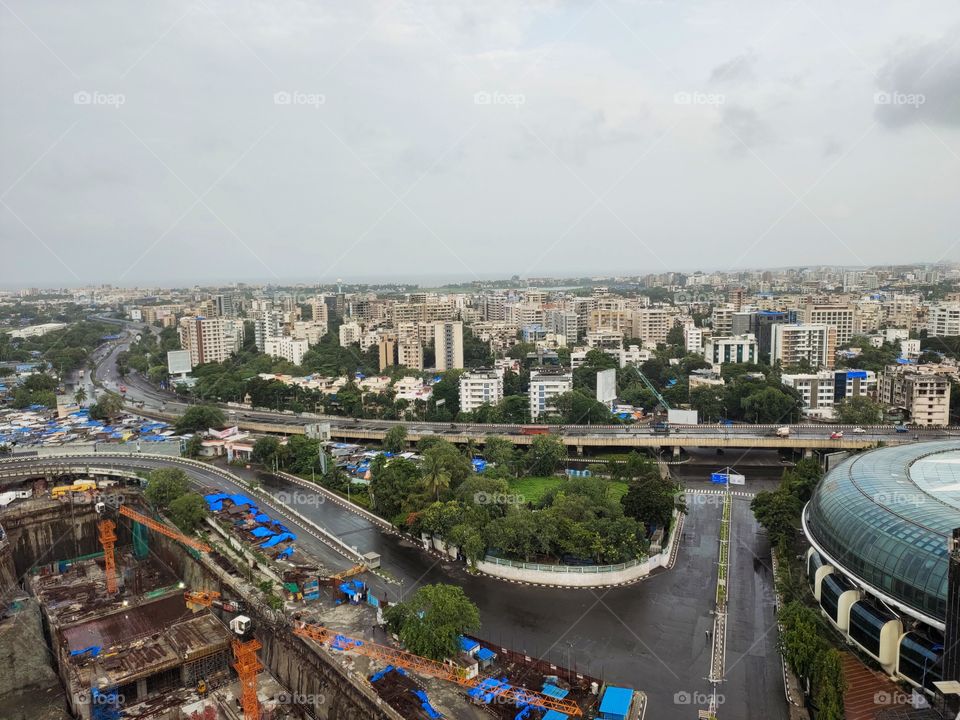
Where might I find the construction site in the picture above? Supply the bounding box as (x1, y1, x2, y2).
(0, 465, 645, 720)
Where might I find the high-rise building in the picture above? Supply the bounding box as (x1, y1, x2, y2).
(214, 291, 240, 319)
(398, 341, 424, 370)
(770, 324, 837, 369)
(378, 335, 397, 371)
(433, 321, 464, 371)
(178, 316, 239, 365)
(253, 309, 283, 352)
(529, 368, 573, 420)
(459, 368, 504, 413)
(782, 369, 876, 420)
(928, 304, 960, 337)
(800, 302, 855, 345)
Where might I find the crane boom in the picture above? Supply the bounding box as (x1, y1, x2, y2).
(292, 622, 583, 716)
(119, 505, 211, 552)
(629, 363, 671, 412)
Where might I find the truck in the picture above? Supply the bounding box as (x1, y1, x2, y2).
(774, 427, 790, 438)
(520, 425, 551, 436)
(652, 421, 670, 433)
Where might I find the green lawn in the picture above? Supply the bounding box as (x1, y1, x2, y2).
(508, 476, 630, 505)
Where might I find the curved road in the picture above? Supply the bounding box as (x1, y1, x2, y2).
(3, 452, 785, 720)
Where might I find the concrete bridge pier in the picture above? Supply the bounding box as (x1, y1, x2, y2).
(673, 446, 681, 458)
(803, 448, 813, 459)
(575, 445, 583, 456)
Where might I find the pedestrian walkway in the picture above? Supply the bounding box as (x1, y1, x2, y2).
(686, 488, 756, 498)
(841, 652, 909, 720)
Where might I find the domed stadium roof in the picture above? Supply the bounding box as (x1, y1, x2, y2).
(804, 441, 960, 624)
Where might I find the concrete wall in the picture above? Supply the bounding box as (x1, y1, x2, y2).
(476, 509, 681, 588)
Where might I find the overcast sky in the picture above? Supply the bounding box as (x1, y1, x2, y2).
(1, 1, 959, 288)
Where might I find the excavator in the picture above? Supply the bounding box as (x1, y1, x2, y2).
(184, 589, 584, 718)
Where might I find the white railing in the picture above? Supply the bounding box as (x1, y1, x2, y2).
(482, 555, 647, 574)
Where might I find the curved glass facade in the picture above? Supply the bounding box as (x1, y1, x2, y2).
(806, 442, 960, 623)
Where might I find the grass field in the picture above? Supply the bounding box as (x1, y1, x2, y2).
(508, 476, 630, 505)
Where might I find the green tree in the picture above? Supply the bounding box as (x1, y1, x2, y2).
(812, 648, 846, 720)
(778, 601, 827, 681)
(89, 391, 124, 420)
(689, 385, 725, 422)
(168, 493, 208, 533)
(370, 456, 421, 522)
(252, 436, 286, 469)
(526, 434, 567, 476)
(382, 424, 408, 453)
(552, 390, 613, 424)
(184, 434, 204, 458)
(175, 404, 226, 434)
(741, 386, 799, 423)
(482, 437, 521, 476)
(384, 584, 480, 661)
(73, 386, 87, 405)
(750, 490, 802, 543)
(621, 476, 678, 530)
(144, 468, 190, 509)
(834, 396, 883, 425)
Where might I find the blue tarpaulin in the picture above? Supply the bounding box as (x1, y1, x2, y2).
(477, 647, 495, 661)
(254, 513, 271, 523)
(250, 526, 274, 538)
(260, 532, 296, 548)
(598, 686, 633, 719)
(459, 636, 480, 654)
(411, 690, 442, 719)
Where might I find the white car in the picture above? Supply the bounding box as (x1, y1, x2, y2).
(852, 427, 866, 434)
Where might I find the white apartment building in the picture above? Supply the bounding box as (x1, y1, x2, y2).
(782, 369, 876, 420)
(264, 337, 309, 365)
(339, 321, 363, 347)
(927, 304, 960, 337)
(459, 368, 504, 413)
(684, 325, 706, 353)
(434, 321, 464, 371)
(291, 320, 327, 345)
(253, 309, 283, 352)
(178, 316, 240, 366)
(704, 334, 758, 365)
(770, 324, 837, 369)
(710, 304, 737, 337)
(529, 369, 573, 420)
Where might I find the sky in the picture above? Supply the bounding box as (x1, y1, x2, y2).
(1, 1, 959, 287)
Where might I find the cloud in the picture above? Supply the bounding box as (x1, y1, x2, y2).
(716, 105, 772, 154)
(709, 51, 758, 85)
(874, 29, 960, 128)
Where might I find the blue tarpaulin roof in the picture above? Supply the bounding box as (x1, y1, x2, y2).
(598, 686, 633, 717)
(261, 532, 296, 547)
(250, 526, 274, 538)
(846, 369, 868, 378)
(542, 711, 569, 720)
(254, 513, 270, 523)
(459, 636, 480, 653)
(477, 647, 495, 661)
(543, 684, 569, 699)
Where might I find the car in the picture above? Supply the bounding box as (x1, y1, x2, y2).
(852, 427, 866, 434)
(830, 431, 844, 439)
(895, 424, 909, 433)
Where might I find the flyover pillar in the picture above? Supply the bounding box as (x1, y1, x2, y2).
(575, 445, 583, 456)
(803, 448, 813, 459)
(672, 446, 680, 459)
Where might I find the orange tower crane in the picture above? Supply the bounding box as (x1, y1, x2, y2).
(184, 591, 261, 720)
(292, 622, 584, 716)
(98, 519, 118, 594)
(96, 500, 211, 595)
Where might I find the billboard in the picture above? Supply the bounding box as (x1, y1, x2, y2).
(596, 368, 617, 404)
(166, 350, 192, 375)
(667, 409, 698, 425)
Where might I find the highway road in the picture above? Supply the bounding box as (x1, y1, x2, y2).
(2, 451, 786, 720)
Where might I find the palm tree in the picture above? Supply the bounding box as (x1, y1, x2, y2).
(74, 386, 87, 406)
(421, 452, 451, 501)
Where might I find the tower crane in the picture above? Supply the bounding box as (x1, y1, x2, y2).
(185, 591, 261, 720)
(95, 499, 211, 595)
